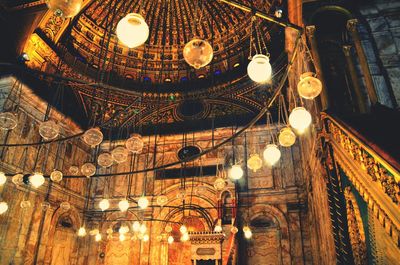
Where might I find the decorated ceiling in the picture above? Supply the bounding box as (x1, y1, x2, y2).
(20, 0, 286, 133)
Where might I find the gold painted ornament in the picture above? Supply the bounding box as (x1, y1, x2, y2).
(247, 154, 263, 172)
(50, 170, 63, 182)
(278, 127, 296, 147)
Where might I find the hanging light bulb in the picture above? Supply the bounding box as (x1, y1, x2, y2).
(289, 107, 312, 133)
(97, 152, 113, 168)
(50, 170, 63, 182)
(69, 165, 79, 175)
(132, 221, 140, 232)
(230, 226, 239, 234)
(0, 112, 17, 130)
(247, 154, 263, 172)
(156, 234, 163, 242)
(118, 199, 129, 212)
(99, 199, 110, 211)
(60, 201, 71, 211)
(125, 134, 144, 154)
(106, 227, 113, 235)
(247, 54, 272, 83)
(165, 225, 172, 233)
(20, 200, 31, 209)
(179, 225, 187, 234)
(0, 172, 6, 185)
(46, 0, 83, 18)
(39, 120, 59, 140)
(0, 202, 8, 214)
(143, 234, 150, 242)
(156, 195, 168, 207)
(29, 172, 45, 188)
(278, 127, 296, 147)
(183, 38, 213, 69)
(297, 72, 322, 99)
(119, 233, 126, 242)
(243, 226, 252, 239)
(140, 223, 147, 234)
(180, 232, 189, 242)
(81, 163, 96, 178)
(263, 144, 281, 166)
(111, 146, 129, 163)
(213, 177, 226, 190)
(83, 128, 103, 147)
(137, 196, 149, 209)
(95, 233, 102, 242)
(229, 165, 243, 180)
(167, 235, 174, 244)
(116, 13, 149, 48)
(78, 227, 87, 237)
(119, 226, 130, 234)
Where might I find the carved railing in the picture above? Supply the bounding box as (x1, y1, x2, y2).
(322, 112, 400, 246)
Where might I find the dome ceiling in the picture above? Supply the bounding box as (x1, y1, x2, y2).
(64, 0, 282, 86)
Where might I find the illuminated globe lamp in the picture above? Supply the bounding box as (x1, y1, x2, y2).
(165, 225, 172, 233)
(214, 177, 226, 190)
(0, 172, 6, 185)
(229, 165, 243, 180)
(167, 235, 174, 244)
(156, 195, 168, 207)
(0, 112, 17, 130)
(39, 120, 59, 140)
(119, 199, 130, 212)
(289, 107, 312, 134)
(247, 54, 272, 83)
(81, 163, 96, 178)
(139, 223, 147, 234)
(116, 13, 149, 48)
(29, 172, 45, 188)
(138, 196, 149, 209)
(278, 127, 296, 147)
(143, 234, 150, 242)
(46, 0, 83, 18)
(0, 202, 9, 215)
(180, 232, 190, 242)
(50, 170, 63, 183)
(89, 229, 100, 236)
(111, 146, 129, 163)
(297, 72, 322, 99)
(214, 219, 223, 233)
(243, 226, 252, 239)
(263, 144, 281, 166)
(132, 221, 141, 232)
(183, 38, 213, 69)
(119, 233, 126, 242)
(78, 227, 87, 237)
(97, 152, 113, 168)
(125, 134, 144, 154)
(179, 225, 187, 234)
(99, 199, 110, 211)
(230, 226, 239, 234)
(247, 154, 263, 173)
(95, 233, 102, 242)
(83, 128, 103, 147)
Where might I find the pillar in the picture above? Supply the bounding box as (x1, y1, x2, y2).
(346, 19, 378, 106)
(305, 25, 329, 110)
(342, 45, 368, 113)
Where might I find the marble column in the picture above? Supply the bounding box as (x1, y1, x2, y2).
(346, 19, 378, 106)
(305, 25, 329, 110)
(342, 45, 368, 113)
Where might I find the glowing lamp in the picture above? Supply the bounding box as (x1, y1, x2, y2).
(247, 154, 263, 172)
(213, 177, 226, 190)
(111, 146, 129, 163)
(97, 152, 113, 168)
(39, 120, 59, 140)
(229, 165, 243, 180)
(180, 225, 187, 234)
(69, 166, 79, 175)
(125, 133, 144, 154)
(297, 72, 322, 99)
(289, 107, 312, 133)
(139, 223, 147, 234)
(278, 127, 296, 147)
(0, 112, 17, 130)
(119, 199, 129, 212)
(119, 233, 126, 242)
(143, 234, 149, 242)
(138, 196, 149, 209)
(156, 195, 168, 207)
(180, 233, 189, 242)
(99, 199, 110, 211)
(95, 233, 102, 242)
(263, 144, 281, 166)
(81, 163, 96, 177)
(168, 235, 174, 244)
(0, 202, 8, 214)
(29, 172, 45, 188)
(50, 170, 63, 182)
(78, 227, 86, 237)
(183, 38, 213, 69)
(83, 128, 103, 147)
(247, 54, 272, 83)
(243, 226, 253, 239)
(119, 226, 129, 234)
(214, 225, 222, 233)
(89, 229, 99, 236)
(116, 13, 149, 48)
(132, 221, 140, 232)
(46, 0, 83, 18)
(0, 172, 6, 185)
(165, 225, 172, 233)
(230, 226, 239, 234)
